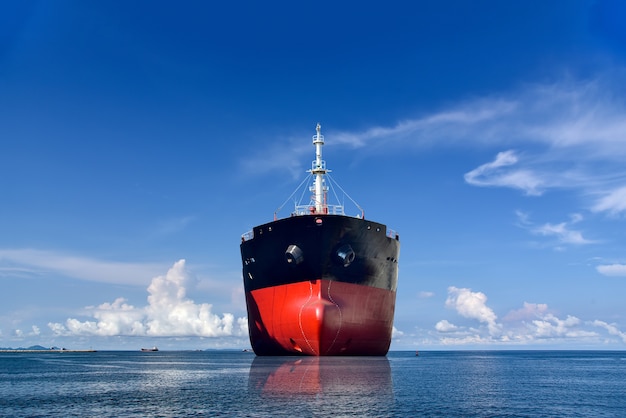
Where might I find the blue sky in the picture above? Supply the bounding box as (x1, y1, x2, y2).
(2, 0, 626, 350)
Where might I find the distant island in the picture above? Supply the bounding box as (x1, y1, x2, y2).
(0, 345, 96, 353)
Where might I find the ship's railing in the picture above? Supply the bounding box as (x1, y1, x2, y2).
(242, 222, 397, 243)
(241, 230, 254, 242)
(293, 204, 345, 216)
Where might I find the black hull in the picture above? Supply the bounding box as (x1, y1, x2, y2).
(241, 215, 399, 293)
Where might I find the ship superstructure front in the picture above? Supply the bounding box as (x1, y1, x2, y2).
(240, 124, 400, 356)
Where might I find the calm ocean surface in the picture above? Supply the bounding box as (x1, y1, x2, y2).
(1, 350, 625, 417)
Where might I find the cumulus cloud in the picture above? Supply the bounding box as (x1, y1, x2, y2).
(529, 314, 586, 338)
(12, 325, 41, 338)
(503, 302, 549, 322)
(435, 319, 458, 332)
(392, 326, 405, 337)
(48, 260, 248, 338)
(434, 289, 626, 346)
(592, 320, 626, 343)
(502, 302, 590, 341)
(445, 286, 500, 336)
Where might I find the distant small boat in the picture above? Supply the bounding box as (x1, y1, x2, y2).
(141, 346, 158, 352)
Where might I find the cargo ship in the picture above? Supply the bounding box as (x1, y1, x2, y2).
(240, 124, 400, 356)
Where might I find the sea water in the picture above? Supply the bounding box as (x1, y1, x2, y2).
(1, 350, 625, 417)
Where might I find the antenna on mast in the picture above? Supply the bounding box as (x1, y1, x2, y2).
(310, 123, 328, 214)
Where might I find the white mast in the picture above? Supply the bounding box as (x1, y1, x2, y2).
(310, 123, 328, 214)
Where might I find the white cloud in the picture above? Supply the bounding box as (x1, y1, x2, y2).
(464, 150, 546, 195)
(429, 289, 626, 346)
(533, 222, 592, 245)
(591, 186, 626, 216)
(392, 326, 405, 337)
(596, 263, 626, 277)
(418, 291, 434, 298)
(11, 325, 41, 338)
(515, 211, 594, 246)
(437, 333, 501, 346)
(318, 73, 626, 157)
(445, 286, 500, 336)
(592, 320, 626, 343)
(332, 97, 520, 149)
(0, 248, 166, 286)
(48, 260, 248, 338)
(435, 319, 458, 332)
(530, 314, 584, 338)
(503, 302, 549, 322)
(241, 74, 626, 246)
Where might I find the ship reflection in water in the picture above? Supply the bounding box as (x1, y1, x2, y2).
(248, 356, 393, 399)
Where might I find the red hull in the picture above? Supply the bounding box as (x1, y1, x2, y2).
(246, 279, 396, 356)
